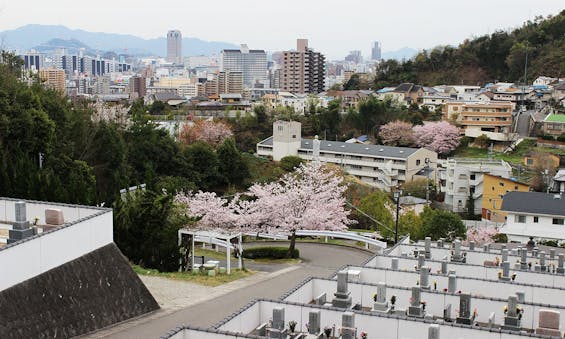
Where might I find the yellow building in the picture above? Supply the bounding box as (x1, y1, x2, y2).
(481, 174, 529, 222)
(38, 68, 66, 93)
(523, 152, 560, 169)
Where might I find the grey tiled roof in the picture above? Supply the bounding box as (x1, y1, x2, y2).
(501, 191, 565, 217)
(258, 137, 421, 159)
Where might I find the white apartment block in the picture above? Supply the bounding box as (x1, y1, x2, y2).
(257, 121, 437, 192)
(220, 44, 267, 89)
(501, 191, 565, 243)
(441, 158, 512, 213)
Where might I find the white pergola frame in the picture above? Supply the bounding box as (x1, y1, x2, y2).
(178, 229, 243, 274)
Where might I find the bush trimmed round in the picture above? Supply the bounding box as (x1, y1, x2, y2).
(242, 246, 299, 259)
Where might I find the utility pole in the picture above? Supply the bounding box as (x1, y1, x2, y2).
(393, 187, 402, 245)
(425, 158, 430, 203)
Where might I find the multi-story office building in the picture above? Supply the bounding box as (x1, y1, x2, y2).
(220, 45, 267, 89)
(129, 76, 147, 99)
(443, 101, 515, 141)
(257, 121, 437, 192)
(371, 41, 382, 61)
(217, 71, 243, 94)
(345, 50, 362, 64)
(167, 30, 183, 64)
(440, 158, 513, 213)
(38, 68, 66, 93)
(20, 52, 44, 71)
(280, 39, 325, 94)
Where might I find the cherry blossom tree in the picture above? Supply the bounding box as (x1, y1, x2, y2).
(413, 121, 461, 155)
(179, 119, 233, 147)
(247, 162, 355, 254)
(175, 162, 355, 256)
(379, 120, 415, 146)
(465, 225, 499, 245)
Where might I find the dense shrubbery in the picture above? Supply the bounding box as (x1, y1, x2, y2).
(242, 246, 300, 259)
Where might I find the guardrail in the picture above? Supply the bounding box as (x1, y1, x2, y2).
(245, 230, 387, 250)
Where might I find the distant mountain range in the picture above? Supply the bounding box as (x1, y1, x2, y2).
(0, 24, 238, 57)
(382, 47, 418, 61)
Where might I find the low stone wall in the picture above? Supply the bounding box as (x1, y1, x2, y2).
(0, 243, 159, 339)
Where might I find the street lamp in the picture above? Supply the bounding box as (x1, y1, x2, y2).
(393, 187, 403, 245)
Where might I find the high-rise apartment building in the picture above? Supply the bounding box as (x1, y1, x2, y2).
(345, 50, 362, 64)
(220, 45, 267, 89)
(167, 30, 183, 64)
(129, 76, 147, 99)
(38, 68, 66, 93)
(371, 41, 382, 61)
(280, 39, 325, 94)
(217, 71, 243, 94)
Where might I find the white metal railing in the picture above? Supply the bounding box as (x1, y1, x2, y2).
(244, 230, 387, 249)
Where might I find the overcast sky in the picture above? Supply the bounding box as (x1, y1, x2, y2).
(0, 0, 563, 59)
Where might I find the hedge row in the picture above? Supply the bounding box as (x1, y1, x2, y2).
(242, 246, 299, 259)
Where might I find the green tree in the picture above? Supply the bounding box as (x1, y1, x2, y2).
(114, 190, 188, 272)
(421, 206, 466, 241)
(474, 134, 491, 149)
(280, 156, 304, 172)
(399, 210, 423, 240)
(358, 190, 394, 238)
(183, 141, 220, 190)
(217, 137, 249, 187)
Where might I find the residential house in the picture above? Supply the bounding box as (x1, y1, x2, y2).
(543, 114, 565, 137)
(441, 158, 513, 214)
(500, 191, 565, 243)
(481, 174, 529, 222)
(523, 152, 560, 169)
(257, 121, 438, 192)
(552, 169, 565, 193)
(443, 101, 515, 141)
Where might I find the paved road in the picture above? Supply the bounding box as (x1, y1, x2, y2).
(96, 242, 372, 339)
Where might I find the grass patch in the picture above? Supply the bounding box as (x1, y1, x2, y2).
(194, 248, 231, 261)
(132, 265, 255, 287)
(251, 257, 302, 265)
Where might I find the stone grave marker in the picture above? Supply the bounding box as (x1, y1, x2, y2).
(550, 249, 556, 260)
(332, 270, 352, 308)
(540, 251, 547, 271)
(420, 266, 430, 290)
(441, 260, 448, 275)
(535, 309, 561, 337)
(448, 274, 457, 293)
(443, 303, 452, 322)
(418, 254, 425, 270)
(308, 310, 321, 335)
(456, 293, 472, 325)
(424, 237, 431, 259)
(503, 295, 521, 331)
(341, 312, 355, 339)
(500, 261, 510, 281)
(428, 324, 440, 339)
(520, 248, 528, 270)
(516, 291, 525, 303)
(557, 254, 565, 274)
(391, 257, 399, 270)
(501, 249, 508, 263)
(7, 201, 34, 244)
(372, 282, 390, 313)
(408, 286, 424, 317)
(469, 241, 475, 251)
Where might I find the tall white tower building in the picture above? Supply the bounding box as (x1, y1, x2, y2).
(167, 30, 183, 64)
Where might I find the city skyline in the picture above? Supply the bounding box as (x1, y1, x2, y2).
(0, 0, 562, 59)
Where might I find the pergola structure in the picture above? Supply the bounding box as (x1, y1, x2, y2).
(178, 229, 243, 274)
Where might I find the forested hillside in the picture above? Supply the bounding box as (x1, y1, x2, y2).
(374, 11, 565, 87)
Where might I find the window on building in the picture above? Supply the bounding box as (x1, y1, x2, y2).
(470, 174, 476, 180)
(515, 215, 526, 223)
(553, 218, 564, 225)
(499, 182, 504, 187)
(533, 216, 539, 223)
(416, 159, 421, 165)
(526, 158, 533, 165)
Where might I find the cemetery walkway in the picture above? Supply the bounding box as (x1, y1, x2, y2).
(89, 242, 373, 339)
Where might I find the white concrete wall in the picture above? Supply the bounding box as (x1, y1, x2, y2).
(283, 278, 565, 332)
(345, 266, 565, 306)
(218, 301, 261, 334)
(218, 300, 534, 339)
(504, 212, 565, 242)
(0, 209, 113, 291)
(366, 254, 565, 288)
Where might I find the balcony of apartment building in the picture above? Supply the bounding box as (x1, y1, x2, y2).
(464, 126, 516, 142)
